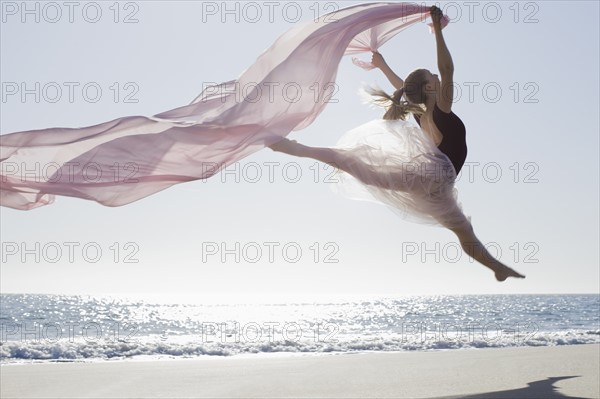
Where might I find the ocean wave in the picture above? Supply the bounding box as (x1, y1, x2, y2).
(1, 331, 598, 363)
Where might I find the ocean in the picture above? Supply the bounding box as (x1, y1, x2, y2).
(1, 293, 598, 363)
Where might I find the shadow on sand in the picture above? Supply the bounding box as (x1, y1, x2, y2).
(430, 376, 591, 399)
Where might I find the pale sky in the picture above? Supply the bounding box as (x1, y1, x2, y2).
(1, 1, 598, 297)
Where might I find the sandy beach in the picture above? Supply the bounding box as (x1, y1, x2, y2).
(1, 344, 598, 399)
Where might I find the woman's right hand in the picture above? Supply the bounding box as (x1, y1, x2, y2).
(371, 52, 386, 69)
(430, 6, 443, 27)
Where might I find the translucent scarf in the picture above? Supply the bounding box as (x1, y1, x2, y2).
(0, 2, 447, 210)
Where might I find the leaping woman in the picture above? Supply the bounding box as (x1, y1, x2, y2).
(269, 6, 526, 282)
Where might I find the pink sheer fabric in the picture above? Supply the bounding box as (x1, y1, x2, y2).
(0, 3, 446, 210)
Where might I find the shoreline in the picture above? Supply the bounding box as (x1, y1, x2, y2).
(2, 344, 598, 398)
(1, 342, 599, 365)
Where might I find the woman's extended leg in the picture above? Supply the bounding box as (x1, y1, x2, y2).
(444, 220, 526, 281)
(269, 138, 347, 169)
(269, 138, 404, 190)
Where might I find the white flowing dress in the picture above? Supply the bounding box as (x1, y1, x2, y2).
(330, 118, 471, 229)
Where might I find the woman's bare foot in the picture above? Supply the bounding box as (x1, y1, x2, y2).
(494, 265, 526, 282)
(268, 138, 299, 155)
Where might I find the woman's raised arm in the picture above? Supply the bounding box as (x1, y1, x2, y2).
(431, 6, 454, 113)
(371, 52, 404, 90)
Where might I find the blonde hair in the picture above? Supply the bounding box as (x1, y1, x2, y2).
(365, 69, 430, 121)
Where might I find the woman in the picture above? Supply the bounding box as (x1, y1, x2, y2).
(269, 6, 525, 282)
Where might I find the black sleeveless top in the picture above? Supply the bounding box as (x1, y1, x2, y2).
(414, 104, 467, 175)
